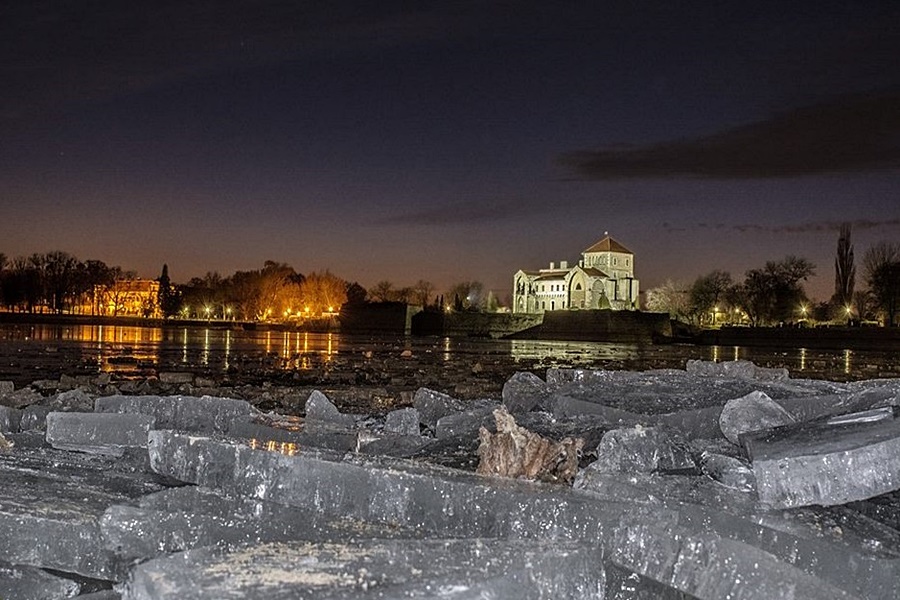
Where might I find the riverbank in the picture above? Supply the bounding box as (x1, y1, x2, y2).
(695, 325, 900, 350)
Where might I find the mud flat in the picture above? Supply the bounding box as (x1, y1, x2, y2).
(2, 359, 900, 598)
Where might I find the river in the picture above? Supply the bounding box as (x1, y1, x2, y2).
(0, 322, 898, 389)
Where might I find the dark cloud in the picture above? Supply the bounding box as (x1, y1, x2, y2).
(561, 91, 900, 179)
(381, 199, 547, 226)
(665, 218, 900, 234)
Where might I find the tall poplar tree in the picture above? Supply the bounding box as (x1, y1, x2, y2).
(834, 223, 855, 312)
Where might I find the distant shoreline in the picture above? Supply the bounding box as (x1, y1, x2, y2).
(2, 311, 899, 350)
(694, 325, 900, 351)
(0, 312, 287, 331)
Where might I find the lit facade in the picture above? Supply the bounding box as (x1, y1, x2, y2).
(96, 279, 161, 318)
(513, 236, 640, 314)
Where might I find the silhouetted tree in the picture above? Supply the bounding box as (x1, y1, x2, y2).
(688, 270, 732, 326)
(446, 281, 485, 311)
(344, 282, 368, 306)
(156, 264, 181, 318)
(78, 259, 115, 315)
(412, 280, 435, 307)
(737, 256, 815, 326)
(833, 223, 855, 313)
(863, 241, 900, 326)
(369, 280, 394, 302)
(35, 251, 80, 313)
(0, 253, 6, 306)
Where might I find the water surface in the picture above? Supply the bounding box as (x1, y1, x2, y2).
(1, 323, 897, 388)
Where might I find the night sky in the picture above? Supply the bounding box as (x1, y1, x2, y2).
(2, 1, 899, 303)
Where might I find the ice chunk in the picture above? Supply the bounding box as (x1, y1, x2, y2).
(589, 426, 694, 474)
(46, 411, 155, 456)
(745, 411, 900, 508)
(719, 390, 796, 445)
(384, 407, 420, 436)
(304, 390, 356, 432)
(502, 371, 553, 414)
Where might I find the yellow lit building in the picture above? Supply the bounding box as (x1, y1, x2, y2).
(96, 279, 161, 318)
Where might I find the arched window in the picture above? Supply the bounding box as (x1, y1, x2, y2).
(575, 283, 582, 291)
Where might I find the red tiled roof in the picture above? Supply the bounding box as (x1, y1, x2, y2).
(583, 236, 632, 255)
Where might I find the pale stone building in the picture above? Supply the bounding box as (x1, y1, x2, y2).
(513, 236, 640, 314)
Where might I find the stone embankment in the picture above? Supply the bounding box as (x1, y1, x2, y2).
(2, 361, 900, 598)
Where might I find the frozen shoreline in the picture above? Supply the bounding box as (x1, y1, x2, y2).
(2, 360, 900, 598)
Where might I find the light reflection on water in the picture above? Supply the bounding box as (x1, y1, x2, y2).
(0, 323, 896, 382)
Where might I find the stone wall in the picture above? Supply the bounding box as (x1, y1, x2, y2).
(509, 309, 672, 343)
(411, 311, 543, 338)
(339, 303, 423, 335)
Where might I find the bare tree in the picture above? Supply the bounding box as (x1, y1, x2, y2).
(298, 270, 347, 314)
(412, 280, 435, 306)
(645, 279, 690, 321)
(369, 280, 395, 302)
(863, 241, 900, 326)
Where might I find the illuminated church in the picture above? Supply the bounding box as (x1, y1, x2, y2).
(512, 235, 640, 314)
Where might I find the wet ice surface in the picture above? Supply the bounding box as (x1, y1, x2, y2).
(4, 323, 900, 597)
(2, 323, 899, 405)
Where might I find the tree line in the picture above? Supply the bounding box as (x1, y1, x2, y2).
(0, 251, 139, 315)
(0, 250, 494, 321)
(646, 227, 900, 327)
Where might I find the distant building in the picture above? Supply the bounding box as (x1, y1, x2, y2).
(93, 279, 161, 318)
(513, 236, 640, 314)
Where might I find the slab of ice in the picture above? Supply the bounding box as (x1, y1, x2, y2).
(745, 411, 900, 508)
(122, 538, 605, 600)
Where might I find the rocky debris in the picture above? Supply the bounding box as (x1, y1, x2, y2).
(0, 431, 11, 452)
(1, 360, 900, 598)
(0, 380, 14, 394)
(718, 390, 797, 444)
(476, 406, 583, 484)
